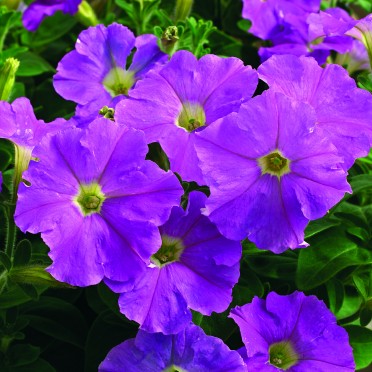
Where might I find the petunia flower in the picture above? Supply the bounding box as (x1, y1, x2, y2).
(230, 291, 355, 371)
(115, 50, 258, 185)
(15, 118, 183, 286)
(0, 97, 67, 196)
(53, 23, 167, 122)
(258, 54, 372, 169)
(22, 0, 82, 32)
(106, 191, 241, 335)
(242, 1, 357, 64)
(346, 14, 372, 68)
(242, 0, 320, 43)
(99, 323, 246, 372)
(194, 90, 351, 253)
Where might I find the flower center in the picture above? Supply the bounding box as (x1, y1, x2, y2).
(177, 102, 206, 132)
(103, 67, 135, 97)
(258, 150, 290, 177)
(151, 235, 184, 268)
(269, 341, 299, 370)
(73, 182, 105, 216)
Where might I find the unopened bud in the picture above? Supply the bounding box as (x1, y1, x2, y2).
(75, 0, 99, 28)
(161, 26, 179, 55)
(0, 58, 19, 101)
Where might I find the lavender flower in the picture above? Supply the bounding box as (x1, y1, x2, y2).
(230, 291, 355, 371)
(0, 98, 67, 192)
(15, 118, 183, 286)
(107, 191, 241, 334)
(242, 1, 357, 64)
(242, 0, 320, 43)
(99, 323, 246, 372)
(347, 14, 372, 67)
(115, 50, 258, 184)
(22, 0, 82, 31)
(194, 90, 351, 253)
(53, 23, 167, 122)
(258, 55, 372, 168)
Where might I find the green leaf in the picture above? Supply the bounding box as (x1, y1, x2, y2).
(296, 228, 372, 290)
(85, 310, 137, 372)
(349, 174, 372, 198)
(16, 52, 54, 77)
(13, 240, 32, 267)
(21, 12, 77, 48)
(305, 215, 340, 238)
(345, 325, 372, 370)
(0, 283, 46, 309)
(0, 251, 11, 271)
(21, 296, 88, 349)
(357, 71, 372, 92)
(10, 358, 55, 372)
(7, 344, 40, 367)
(326, 278, 345, 314)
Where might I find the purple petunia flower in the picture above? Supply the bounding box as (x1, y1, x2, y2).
(0, 98, 67, 189)
(242, 1, 357, 64)
(242, 0, 320, 43)
(115, 50, 258, 185)
(15, 118, 183, 286)
(106, 191, 241, 334)
(230, 291, 355, 371)
(22, 0, 82, 31)
(258, 54, 372, 169)
(99, 323, 246, 372)
(346, 14, 372, 66)
(336, 39, 371, 74)
(53, 23, 167, 122)
(194, 90, 351, 253)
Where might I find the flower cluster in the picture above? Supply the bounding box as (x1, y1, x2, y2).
(242, 0, 372, 68)
(2, 1, 371, 369)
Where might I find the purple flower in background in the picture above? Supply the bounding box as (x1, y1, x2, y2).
(242, 1, 356, 63)
(99, 323, 246, 372)
(22, 0, 82, 31)
(258, 54, 372, 168)
(346, 14, 372, 66)
(107, 191, 241, 334)
(0, 98, 66, 151)
(54, 23, 167, 122)
(194, 90, 350, 253)
(242, 0, 320, 43)
(230, 291, 355, 371)
(336, 39, 371, 74)
(0, 98, 67, 188)
(15, 119, 183, 286)
(115, 50, 258, 184)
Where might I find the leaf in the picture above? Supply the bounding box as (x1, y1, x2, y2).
(7, 344, 40, 367)
(21, 296, 88, 349)
(0, 251, 11, 271)
(85, 310, 137, 372)
(16, 52, 54, 77)
(326, 278, 345, 314)
(296, 228, 372, 290)
(336, 285, 363, 321)
(305, 215, 341, 238)
(345, 325, 372, 370)
(13, 240, 32, 267)
(357, 71, 372, 92)
(21, 12, 77, 48)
